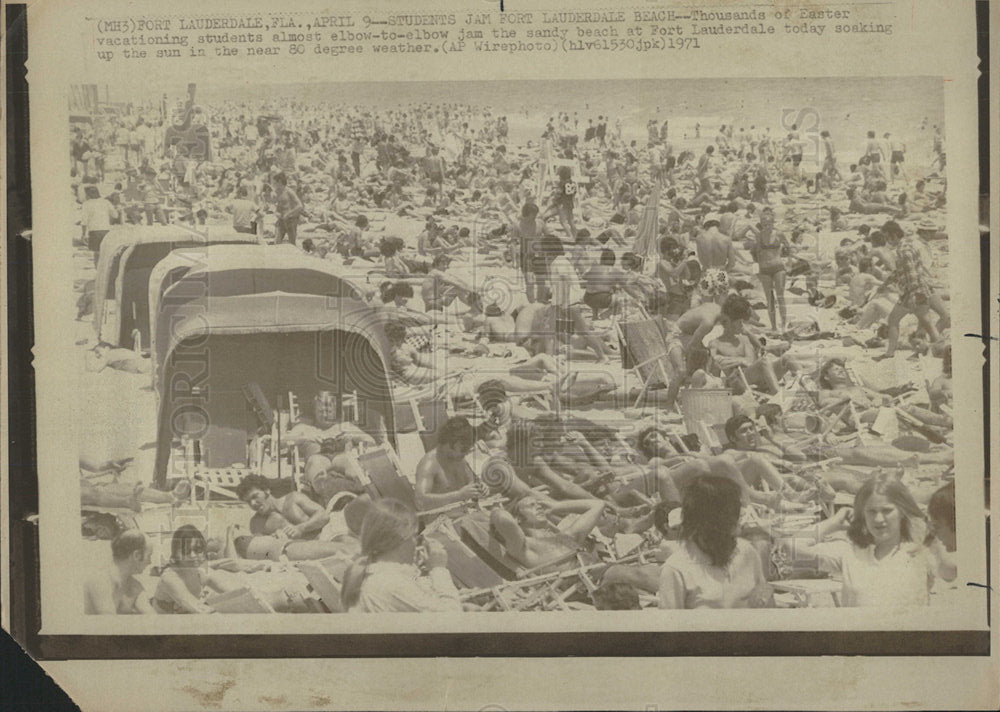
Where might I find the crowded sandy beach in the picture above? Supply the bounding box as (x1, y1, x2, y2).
(71, 79, 959, 615)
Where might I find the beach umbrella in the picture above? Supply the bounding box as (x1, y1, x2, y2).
(632, 178, 661, 275)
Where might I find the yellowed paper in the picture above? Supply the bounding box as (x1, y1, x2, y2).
(4, 0, 998, 709)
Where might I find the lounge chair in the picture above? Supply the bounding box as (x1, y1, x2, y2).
(296, 556, 351, 613)
(617, 318, 673, 408)
(350, 444, 418, 510)
(456, 510, 581, 581)
(423, 517, 505, 589)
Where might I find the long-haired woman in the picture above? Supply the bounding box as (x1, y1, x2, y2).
(341, 498, 461, 612)
(780, 472, 950, 606)
(658, 476, 773, 609)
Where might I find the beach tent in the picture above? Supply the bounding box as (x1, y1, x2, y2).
(152, 292, 394, 491)
(147, 244, 367, 387)
(93, 225, 259, 350)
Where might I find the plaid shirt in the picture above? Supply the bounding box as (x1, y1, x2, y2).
(892, 237, 930, 297)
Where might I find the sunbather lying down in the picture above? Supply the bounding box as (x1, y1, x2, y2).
(386, 319, 618, 406)
(221, 524, 359, 562)
(489, 497, 606, 573)
(81, 479, 182, 512)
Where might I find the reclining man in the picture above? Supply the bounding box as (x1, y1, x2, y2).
(218, 522, 360, 562)
(235, 474, 331, 540)
(490, 496, 606, 573)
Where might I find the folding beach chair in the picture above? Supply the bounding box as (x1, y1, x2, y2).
(296, 556, 351, 613)
(456, 511, 580, 582)
(205, 587, 275, 613)
(617, 318, 673, 408)
(771, 578, 842, 608)
(351, 443, 417, 510)
(423, 516, 505, 589)
(392, 397, 452, 452)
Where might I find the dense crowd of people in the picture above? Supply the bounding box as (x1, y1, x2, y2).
(77, 90, 959, 614)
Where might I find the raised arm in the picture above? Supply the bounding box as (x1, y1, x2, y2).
(557, 499, 607, 543)
(531, 457, 597, 501)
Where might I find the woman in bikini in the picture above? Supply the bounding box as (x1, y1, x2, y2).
(754, 207, 790, 333)
(152, 525, 240, 614)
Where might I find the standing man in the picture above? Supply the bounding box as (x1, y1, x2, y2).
(887, 133, 906, 182)
(228, 185, 261, 235)
(596, 115, 607, 148)
(695, 145, 715, 195)
(694, 213, 736, 273)
(874, 222, 940, 361)
(350, 133, 364, 177)
(83, 530, 154, 614)
(821, 130, 842, 184)
(272, 171, 303, 245)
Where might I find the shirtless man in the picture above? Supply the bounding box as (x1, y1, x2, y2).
(421, 254, 474, 312)
(83, 530, 154, 614)
(672, 271, 734, 356)
(693, 214, 736, 272)
(695, 145, 715, 193)
(415, 416, 532, 511)
(234, 474, 330, 539)
(708, 294, 798, 396)
(656, 270, 734, 410)
(820, 130, 842, 183)
(886, 133, 906, 182)
(490, 496, 606, 571)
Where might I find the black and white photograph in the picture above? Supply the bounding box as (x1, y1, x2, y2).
(7, 0, 996, 708)
(67, 76, 969, 617)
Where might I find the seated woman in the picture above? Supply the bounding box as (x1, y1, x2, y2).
(777, 473, 954, 607)
(152, 525, 241, 614)
(340, 498, 462, 613)
(658, 476, 774, 609)
(379, 236, 411, 278)
(490, 496, 606, 572)
(581, 248, 630, 319)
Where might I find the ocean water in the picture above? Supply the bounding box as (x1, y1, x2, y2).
(189, 76, 943, 160)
